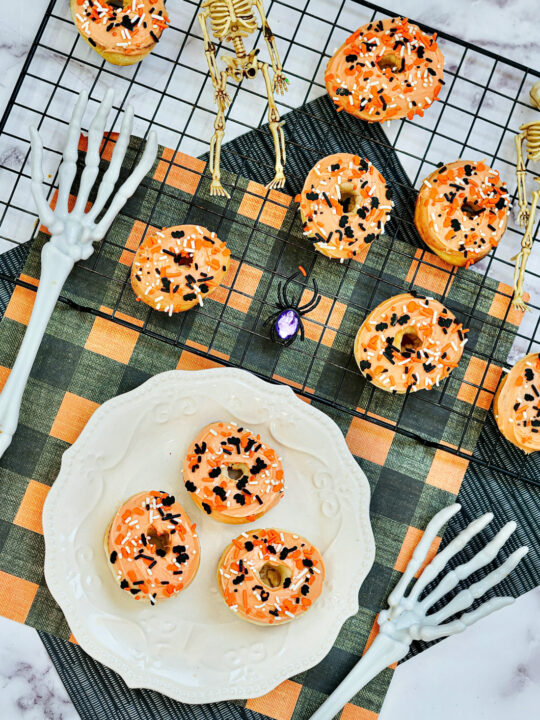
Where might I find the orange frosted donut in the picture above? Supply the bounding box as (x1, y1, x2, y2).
(217, 528, 325, 625)
(71, 0, 169, 66)
(297, 153, 392, 261)
(131, 225, 230, 314)
(415, 161, 510, 267)
(326, 17, 444, 122)
(183, 422, 284, 524)
(105, 491, 200, 604)
(354, 293, 466, 393)
(494, 353, 540, 454)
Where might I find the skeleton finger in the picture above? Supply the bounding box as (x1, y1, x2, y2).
(420, 520, 516, 612)
(406, 512, 493, 606)
(57, 90, 88, 213)
(74, 88, 115, 217)
(29, 126, 55, 229)
(414, 596, 514, 642)
(429, 546, 528, 625)
(86, 104, 133, 223)
(93, 130, 158, 241)
(387, 503, 461, 608)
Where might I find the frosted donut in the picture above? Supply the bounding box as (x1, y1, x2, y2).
(131, 225, 230, 314)
(354, 293, 466, 393)
(217, 528, 325, 625)
(297, 153, 392, 261)
(71, 0, 169, 66)
(183, 422, 284, 524)
(105, 491, 200, 604)
(494, 353, 540, 454)
(325, 17, 444, 122)
(415, 161, 510, 267)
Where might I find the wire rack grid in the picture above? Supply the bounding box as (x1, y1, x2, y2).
(0, 0, 539, 485)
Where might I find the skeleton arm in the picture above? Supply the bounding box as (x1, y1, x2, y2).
(254, 0, 288, 94)
(514, 131, 529, 227)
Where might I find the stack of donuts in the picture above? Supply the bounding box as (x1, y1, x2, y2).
(106, 422, 325, 624)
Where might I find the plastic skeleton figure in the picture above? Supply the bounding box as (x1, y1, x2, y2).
(198, 0, 288, 198)
(512, 81, 540, 311)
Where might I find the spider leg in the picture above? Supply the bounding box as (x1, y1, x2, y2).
(298, 318, 305, 341)
(297, 278, 321, 313)
(282, 272, 300, 307)
(276, 281, 285, 309)
(263, 309, 282, 327)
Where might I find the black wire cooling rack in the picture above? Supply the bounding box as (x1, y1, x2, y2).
(0, 0, 539, 485)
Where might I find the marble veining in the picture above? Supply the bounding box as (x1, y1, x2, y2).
(0, 1, 539, 719)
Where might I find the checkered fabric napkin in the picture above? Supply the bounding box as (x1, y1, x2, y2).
(0, 131, 523, 720)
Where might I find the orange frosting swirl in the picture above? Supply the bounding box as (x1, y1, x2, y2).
(415, 160, 510, 267)
(494, 353, 540, 454)
(297, 153, 392, 261)
(354, 293, 466, 393)
(106, 491, 200, 603)
(183, 422, 284, 524)
(217, 528, 325, 625)
(131, 225, 231, 314)
(326, 17, 444, 122)
(72, 0, 169, 57)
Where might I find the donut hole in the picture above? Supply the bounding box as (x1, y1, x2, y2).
(259, 562, 292, 589)
(396, 327, 423, 353)
(109, 0, 126, 8)
(146, 525, 171, 554)
(338, 182, 359, 214)
(226, 463, 249, 481)
(461, 200, 484, 219)
(176, 254, 194, 266)
(377, 52, 402, 73)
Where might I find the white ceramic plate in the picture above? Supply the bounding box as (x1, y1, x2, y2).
(43, 368, 375, 703)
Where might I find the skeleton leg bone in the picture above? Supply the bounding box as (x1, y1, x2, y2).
(512, 183, 540, 312)
(514, 131, 529, 227)
(209, 71, 231, 198)
(259, 61, 286, 190)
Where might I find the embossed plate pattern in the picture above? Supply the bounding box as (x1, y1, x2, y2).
(43, 368, 375, 703)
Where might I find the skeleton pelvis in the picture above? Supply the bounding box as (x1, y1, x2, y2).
(222, 49, 259, 81)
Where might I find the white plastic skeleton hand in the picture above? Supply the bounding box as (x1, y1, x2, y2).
(310, 503, 528, 720)
(0, 89, 158, 459)
(30, 88, 157, 260)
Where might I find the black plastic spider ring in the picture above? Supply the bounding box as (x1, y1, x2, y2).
(263, 272, 322, 347)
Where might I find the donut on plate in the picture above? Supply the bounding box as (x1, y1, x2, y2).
(297, 153, 392, 261)
(494, 353, 540, 454)
(325, 17, 444, 123)
(415, 160, 510, 267)
(106, 491, 200, 603)
(71, 0, 169, 66)
(131, 225, 230, 314)
(217, 528, 325, 625)
(354, 293, 466, 393)
(183, 422, 284, 524)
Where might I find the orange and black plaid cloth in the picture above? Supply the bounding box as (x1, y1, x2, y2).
(0, 127, 524, 720)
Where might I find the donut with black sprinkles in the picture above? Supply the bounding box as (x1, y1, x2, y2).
(183, 422, 284, 524)
(325, 17, 444, 122)
(131, 225, 230, 314)
(105, 491, 200, 603)
(494, 353, 540, 454)
(415, 160, 509, 267)
(297, 153, 392, 261)
(71, 0, 169, 67)
(354, 292, 466, 393)
(217, 528, 325, 625)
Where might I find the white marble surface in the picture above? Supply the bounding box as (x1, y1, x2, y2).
(0, 1, 539, 719)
